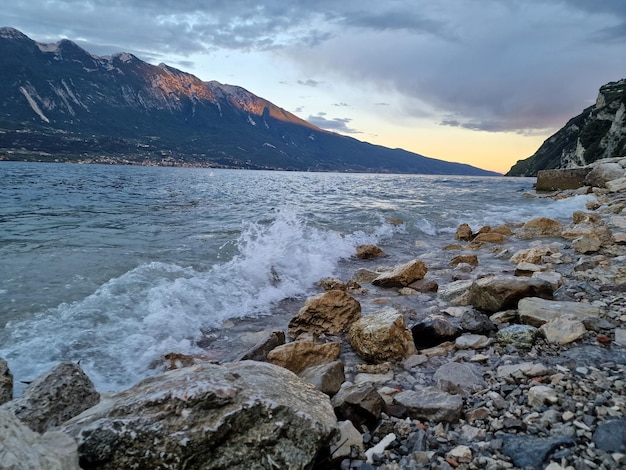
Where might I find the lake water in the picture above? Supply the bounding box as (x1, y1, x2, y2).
(0, 162, 594, 393)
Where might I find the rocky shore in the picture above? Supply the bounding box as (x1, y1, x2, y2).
(2, 159, 626, 469)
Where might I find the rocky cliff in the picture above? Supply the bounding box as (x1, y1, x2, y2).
(507, 79, 626, 176)
(0, 27, 497, 175)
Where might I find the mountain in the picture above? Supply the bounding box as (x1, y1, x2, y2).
(0, 27, 497, 175)
(507, 79, 626, 176)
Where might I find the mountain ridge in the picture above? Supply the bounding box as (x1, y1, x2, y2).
(0, 27, 498, 175)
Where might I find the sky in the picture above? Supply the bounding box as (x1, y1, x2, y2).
(5, 1, 626, 174)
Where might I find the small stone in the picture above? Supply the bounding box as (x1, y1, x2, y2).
(356, 244, 385, 259)
(450, 254, 479, 267)
(455, 334, 490, 349)
(394, 387, 463, 423)
(447, 445, 472, 463)
(434, 362, 487, 396)
(495, 324, 538, 349)
(615, 329, 626, 347)
(540, 317, 587, 345)
(455, 224, 473, 241)
(372, 259, 428, 288)
(528, 385, 558, 408)
(331, 420, 364, 460)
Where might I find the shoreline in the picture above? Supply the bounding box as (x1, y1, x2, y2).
(2, 163, 626, 469)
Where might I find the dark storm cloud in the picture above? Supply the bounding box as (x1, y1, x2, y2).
(6, 0, 626, 134)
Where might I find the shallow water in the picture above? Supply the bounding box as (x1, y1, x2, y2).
(0, 162, 595, 393)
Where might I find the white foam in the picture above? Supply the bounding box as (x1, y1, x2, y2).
(0, 211, 384, 394)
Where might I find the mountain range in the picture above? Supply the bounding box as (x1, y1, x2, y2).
(0, 27, 498, 176)
(507, 79, 626, 176)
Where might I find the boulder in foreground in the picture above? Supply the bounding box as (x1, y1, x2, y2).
(60, 361, 337, 470)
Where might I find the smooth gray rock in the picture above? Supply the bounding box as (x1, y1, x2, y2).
(331, 382, 385, 429)
(0, 410, 80, 470)
(434, 362, 487, 396)
(411, 314, 461, 350)
(0, 358, 12, 405)
(394, 387, 463, 423)
(60, 361, 337, 470)
(0, 362, 99, 434)
(593, 419, 626, 453)
(501, 434, 576, 470)
(468, 275, 554, 313)
(239, 330, 285, 361)
(518, 297, 604, 327)
(299, 360, 345, 396)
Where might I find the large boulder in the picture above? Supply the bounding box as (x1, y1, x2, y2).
(536, 168, 591, 191)
(0, 362, 99, 434)
(516, 217, 563, 239)
(348, 307, 416, 362)
(0, 358, 12, 405)
(0, 410, 80, 470)
(394, 387, 463, 423)
(468, 275, 554, 313)
(584, 162, 625, 188)
(518, 297, 604, 327)
(288, 290, 361, 338)
(372, 259, 428, 288)
(60, 361, 337, 470)
(268, 340, 341, 374)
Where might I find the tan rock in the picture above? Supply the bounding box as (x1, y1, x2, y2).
(288, 290, 361, 338)
(527, 385, 558, 408)
(517, 217, 563, 239)
(455, 223, 473, 241)
(540, 317, 586, 345)
(319, 277, 346, 291)
(515, 262, 544, 277)
(450, 254, 479, 267)
(606, 176, 626, 192)
(573, 233, 603, 254)
(473, 232, 506, 243)
(372, 259, 428, 288)
(267, 340, 341, 374)
(355, 244, 385, 259)
(492, 225, 514, 236)
(509, 245, 557, 264)
(353, 268, 380, 284)
(348, 307, 416, 362)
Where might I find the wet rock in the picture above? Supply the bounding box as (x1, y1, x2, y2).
(411, 315, 462, 349)
(299, 360, 345, 396)
(606, 176, 626, 192)
(407, 279, 439, 293)
(61, 361, 337, 470)
(353, 268, 380, 284)
(394, 387, 463, 423)
(536, 168, 591, 191)
(518, 297, 604, 327)
(517, 217, 564, 239)
(438, 280, 473, 305)
(356, 244, 385, 259)
(0, 358, 12, 405)
(515, 261, 544, 276)
(372, 259, 428, 288)
(0, 410, 80, 470)
(288, 290, 361, 338)
(509, 245, 559, 264)
(592, 419, 626, 452)
(267, 340, 341, 374)
(455, 223, 473, 241)
(239, 330, 285, 361)
(473, 232, 506, 243)
(0, 362, 100, 434)
(468, 275, 554, 313)
(319, 277, 347, 291)
(433, 362, 487, 396)
(540, 317, 587, 345)
(449, 254, 478, 267)
(495, 325, 538, 349)
(331, 382, 385, 429)
(501, 434, 576, 470)
(349, 307, 416, 362)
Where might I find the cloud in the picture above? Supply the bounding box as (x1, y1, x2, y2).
(307, 114, 362, 134)
(297, 79, 321, 87)
(7, 0, 626, 135)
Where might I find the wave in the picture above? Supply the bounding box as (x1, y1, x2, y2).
(0, 211, 391, 394)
